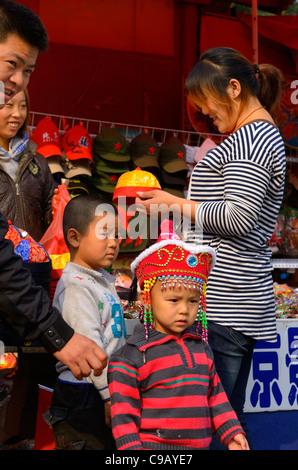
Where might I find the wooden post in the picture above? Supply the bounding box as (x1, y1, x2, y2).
(252, 0, 259, 64)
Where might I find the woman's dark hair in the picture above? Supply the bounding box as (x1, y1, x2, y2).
(63, 195, 118, 250)
(185, 47, 284, 118)
(0, 0, 48, 52)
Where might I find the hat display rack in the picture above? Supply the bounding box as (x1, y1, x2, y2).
(29, 111, 227, 146)
(26, 111, 224, 255)
(28, 110, 227, 196)
(28, 111, 297, 256)
(27, 110, 297, 294)
(29, 110, 298, 162)
(29, 111, 298, 158)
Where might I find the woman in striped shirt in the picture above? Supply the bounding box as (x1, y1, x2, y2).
(136, 47, 286, 447)
(108, 221, 248, 450)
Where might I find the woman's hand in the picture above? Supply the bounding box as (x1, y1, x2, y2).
(135, 190, 198, 223)
(135, 189, 178, 214)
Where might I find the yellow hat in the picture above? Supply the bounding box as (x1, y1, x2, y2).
(112, 167, 161, 203)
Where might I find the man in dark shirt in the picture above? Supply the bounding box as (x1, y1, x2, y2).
(0, 0, 107, 379)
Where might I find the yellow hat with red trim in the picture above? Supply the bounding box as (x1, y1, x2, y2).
(112, 167, 161, 202)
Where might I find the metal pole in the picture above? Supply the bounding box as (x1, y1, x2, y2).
(252, 0, 259, 64)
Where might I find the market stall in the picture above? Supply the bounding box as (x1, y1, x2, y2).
(0, 0, 297, 450)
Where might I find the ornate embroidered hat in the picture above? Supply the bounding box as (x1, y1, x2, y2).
(130, 219, 216, 340)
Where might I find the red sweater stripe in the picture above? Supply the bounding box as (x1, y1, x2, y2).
(141, 416, 211, 430)
(108, 325, 244, 450)
(141, 394, 208, 409)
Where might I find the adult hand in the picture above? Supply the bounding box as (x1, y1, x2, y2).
(53, 332, 108, 380)
(135, 190, 197, 222)
(135, 190, 181, 215)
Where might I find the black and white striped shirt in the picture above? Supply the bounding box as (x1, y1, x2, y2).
(187, 121, 286, 342)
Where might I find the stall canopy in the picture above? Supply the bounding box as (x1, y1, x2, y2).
(16, 1, 298, 139)
(238, 13, 298, 72)
(197, 11, 298, 148)
(200, 12, 297, 75)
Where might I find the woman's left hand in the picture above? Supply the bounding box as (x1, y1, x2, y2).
(135, 189, 181, 215)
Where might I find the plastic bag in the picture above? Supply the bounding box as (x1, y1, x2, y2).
(39, 185, 71, 300)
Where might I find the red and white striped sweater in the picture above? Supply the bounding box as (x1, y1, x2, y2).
(108, 324, 244, 450)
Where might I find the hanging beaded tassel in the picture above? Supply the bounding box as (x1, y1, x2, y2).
(196, 282, 208, 342)
(142, 278, 156, 340)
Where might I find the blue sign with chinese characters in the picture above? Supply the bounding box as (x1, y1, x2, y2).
(245, 320, 298, 412)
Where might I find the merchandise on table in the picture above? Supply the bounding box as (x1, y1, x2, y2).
(270, 208, 298, 257)
(274, 283, 298, 319)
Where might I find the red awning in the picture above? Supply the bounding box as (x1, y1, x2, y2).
(235, 0, 292, 11)
(239, 13, 298, 73)
(238, 13, 298, 50)
(200, 12, 296, 74)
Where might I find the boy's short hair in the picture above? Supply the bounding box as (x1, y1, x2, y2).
(63, 195, 117, 249)
(0, 0, 48, 52)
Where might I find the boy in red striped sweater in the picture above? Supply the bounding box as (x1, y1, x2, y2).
(108, 220, 249, 451)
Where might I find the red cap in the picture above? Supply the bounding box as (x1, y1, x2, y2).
(61, 124, 93, 161)
(30, 117, 63, 158)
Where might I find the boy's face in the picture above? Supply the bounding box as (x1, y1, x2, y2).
(71, 213, 119, 271)
(148, 280, 200, 338)
(0, 34, 38, 105)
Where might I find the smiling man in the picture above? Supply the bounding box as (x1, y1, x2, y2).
(0, 0, 48, 105)
(0, 0, 108, 381)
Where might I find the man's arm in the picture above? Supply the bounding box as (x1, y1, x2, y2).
(0, 212, 107, 378)
(53, 332, 107, 380)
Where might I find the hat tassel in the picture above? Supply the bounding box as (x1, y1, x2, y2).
(142, 279, 155, 340)
(196, 283, 208, 342)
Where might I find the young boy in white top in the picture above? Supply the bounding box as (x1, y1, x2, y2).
(45, 195, 126, 450)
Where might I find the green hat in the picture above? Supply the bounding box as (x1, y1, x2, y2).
(130, 132, 160, 168)
(90, 171, 119, 193)
(93, 153, 130, 175)
(161, 169, 187, 186)
(93, 128, 130, 162)
(159, 136, 188, 173)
